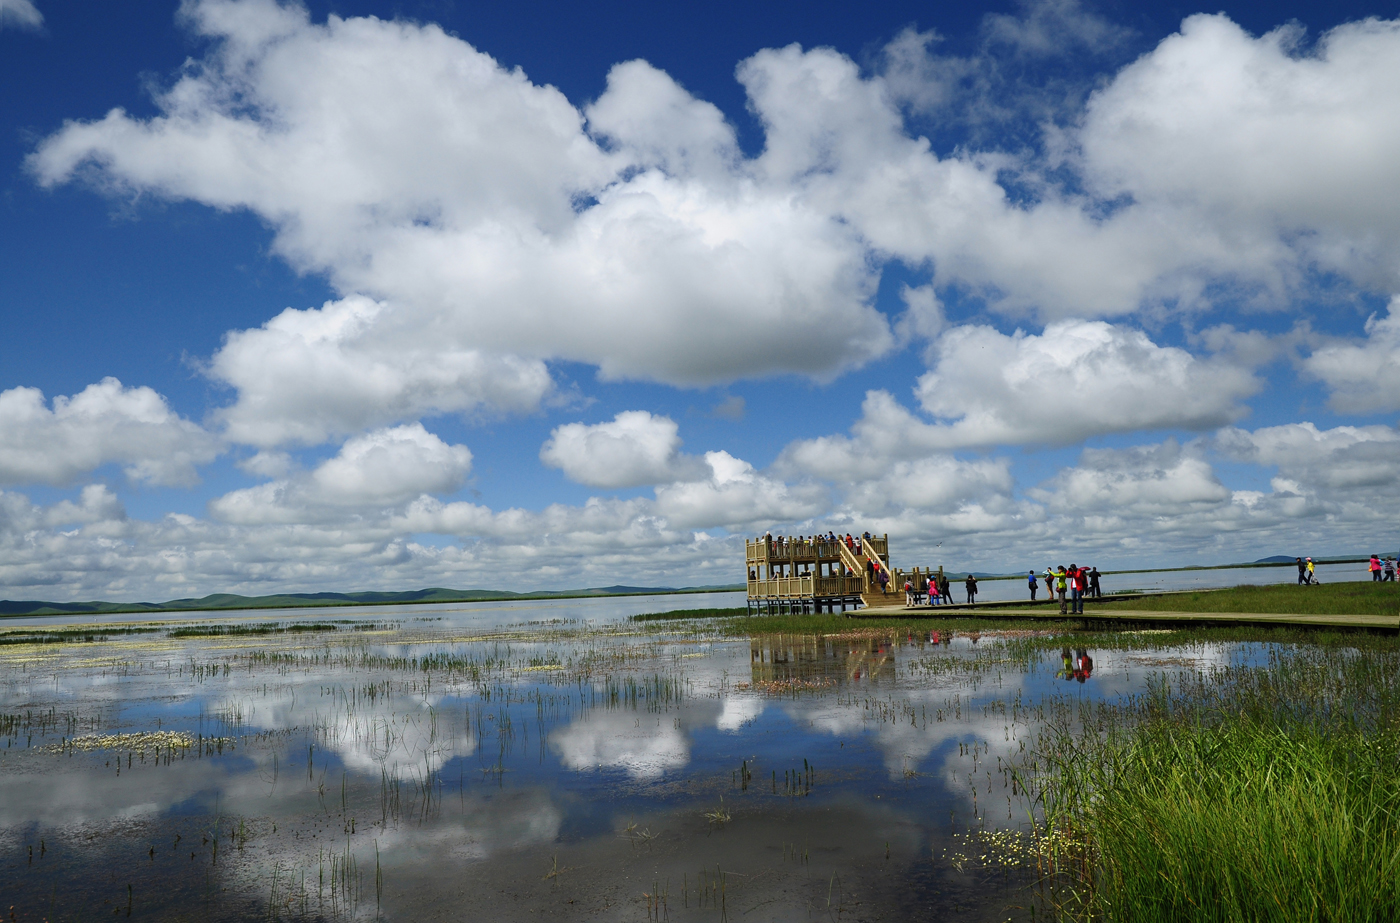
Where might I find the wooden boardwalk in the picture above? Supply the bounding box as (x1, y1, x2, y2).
(853, 600, 1398, 633)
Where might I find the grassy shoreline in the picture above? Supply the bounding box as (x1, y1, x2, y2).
(1094, 580, 1400, 616)
(1024, 627, 1400, 921)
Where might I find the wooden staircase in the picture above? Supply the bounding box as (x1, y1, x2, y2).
(836, 539, 905, 609)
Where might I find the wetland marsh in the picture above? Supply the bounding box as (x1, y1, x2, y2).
(2, 592, 1397, 921)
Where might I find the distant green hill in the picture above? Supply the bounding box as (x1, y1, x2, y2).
(0, 584, 744, 618)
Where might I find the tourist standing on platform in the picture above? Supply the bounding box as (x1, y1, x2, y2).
(1089, 567, 1102, 598)
(965, 574, 978, 604)
(1027, 570, 1038, 600)
(1072, 565, 1088, 614)
(1043, 567, 1055, 598)
(904, 580, 914, 607)
(1056, 566, 1069, 614)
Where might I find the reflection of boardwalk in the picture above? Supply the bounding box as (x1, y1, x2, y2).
(749, 634, 903, 687)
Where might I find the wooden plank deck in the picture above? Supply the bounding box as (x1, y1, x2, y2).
(850, 601, 1399, 632)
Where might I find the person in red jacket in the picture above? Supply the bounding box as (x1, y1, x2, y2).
(1068, 564, 1087, 615)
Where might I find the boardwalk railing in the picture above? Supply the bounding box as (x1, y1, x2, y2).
(747, 576, 865, 599)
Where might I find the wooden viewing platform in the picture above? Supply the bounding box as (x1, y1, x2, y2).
(745, 534, 940, 614)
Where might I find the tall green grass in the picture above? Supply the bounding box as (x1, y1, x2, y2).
(1032, 642, 1400, 921)
(1041, 723, 1400, 922)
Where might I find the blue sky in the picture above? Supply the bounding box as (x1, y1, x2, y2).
(2, 0, 1399, 600)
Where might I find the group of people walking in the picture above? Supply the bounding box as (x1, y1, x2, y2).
(1368, 554, 1398, 582)
(902, 572, 956, 606)
(1029, 565, 1101, 614)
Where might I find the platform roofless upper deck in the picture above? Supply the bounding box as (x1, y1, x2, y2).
(746, 534, 888, 567)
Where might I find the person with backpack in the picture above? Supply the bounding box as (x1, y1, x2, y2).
(1043, 567, 1055, 598)
(1027, 570, 1038, 601)
(965, 574, 978, 605)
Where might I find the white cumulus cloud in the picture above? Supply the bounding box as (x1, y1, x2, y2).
(1217, 422, 1400, 492)
(914, 320, 1259, 446)
(1302, 300, 1400, 414)
(211, 423, 471, 523)
(0, 0, 42, 30)
(540, 411, 705, 489)
(1078, 14, 1400, 297)
(1031, 440, 1231, 515)
(30, 1, 891, 412)
(0, 378, 220, 487)
(208, 296, 553, 447)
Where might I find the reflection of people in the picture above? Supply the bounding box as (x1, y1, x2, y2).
(1075, 650, 1094, 683)
(1028, 570, 1038, 601)
(1059, 647, 1074, 680)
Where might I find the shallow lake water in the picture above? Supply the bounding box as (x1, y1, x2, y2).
(0, 602, 1285, 922)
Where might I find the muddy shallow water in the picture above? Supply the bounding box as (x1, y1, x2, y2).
(0, 612, 1268, 921)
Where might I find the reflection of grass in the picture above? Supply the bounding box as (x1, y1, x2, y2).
(0, 625, 164, 646)
(168, 621, 370, 637)
(1095, 581, 1400, 617)
(1029, 639, 1400, 921)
